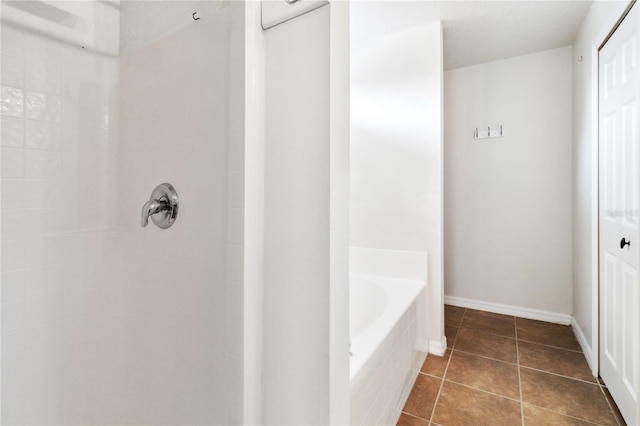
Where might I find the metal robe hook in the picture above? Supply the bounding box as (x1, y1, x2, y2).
(193, 12, 200, 21)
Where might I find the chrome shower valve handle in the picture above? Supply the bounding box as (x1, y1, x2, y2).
(141, 198, 169, 227)
(141, 183, 179, 229)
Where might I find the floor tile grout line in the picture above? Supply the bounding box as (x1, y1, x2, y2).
(517, 337, 583, 353)
(457, 324, 518, 340)
(400, 410, 429, 423)
(442, 378, 522, 403)
(515, 315, 575, 328)
(458, 324, 583, 352)
(439, 307, 617, 426)
(521, 402, 609, 426)
(596, 380, 625, 426)
(428, 308, 464, 424)
(452, 348, 518, 366)
(517, 327, 615, 426)
(518, 365, 601, 386)
(456, 332, 599, 385)
(419, 371, 445, 380)
(515, 324, 525, 426)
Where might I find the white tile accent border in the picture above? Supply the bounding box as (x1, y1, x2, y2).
(444, 295, 571, 325)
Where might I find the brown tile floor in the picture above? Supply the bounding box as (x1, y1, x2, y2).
(398, 305, 627, 426)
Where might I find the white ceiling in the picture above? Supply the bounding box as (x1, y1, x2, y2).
(351, 1, 594, 70)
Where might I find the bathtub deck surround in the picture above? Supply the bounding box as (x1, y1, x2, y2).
(349, 248, 430, 425)
(397, 306, 625, 426)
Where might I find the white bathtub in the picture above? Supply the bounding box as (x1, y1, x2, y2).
(350, 273, 426, 426)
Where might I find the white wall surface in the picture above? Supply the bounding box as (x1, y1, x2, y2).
(263, 5, 331, 424)
(572, 0, 630, 357)
(444, 47, 573, 315)
(119, 0, 224, 55)
(262, 3, 350, 423)
(328, 2, 351, 424)
(226, 2, 247, 424)
(350, 23, 444, 351)
(243, 2, 265, 424)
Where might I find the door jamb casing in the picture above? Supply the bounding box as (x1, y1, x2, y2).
(592, 0, 637, 377)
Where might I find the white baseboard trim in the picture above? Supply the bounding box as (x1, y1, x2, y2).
(571, 316, 596, 375)
(444, 295, 571, 325)
(428, 338, 447, 356)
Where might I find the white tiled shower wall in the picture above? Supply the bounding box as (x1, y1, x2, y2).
(1, 25, 119, 424)
(1, 3, 243, 423)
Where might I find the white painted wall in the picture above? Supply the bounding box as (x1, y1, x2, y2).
(572, 0, 630, 365)
(328, 2, 351, 424)
(242, 2, 265, 425)
(263, 7, 329, 422)
(444, 47, 573, 316)
(350, 23, 444, 352)
(262, 3, 350, 424)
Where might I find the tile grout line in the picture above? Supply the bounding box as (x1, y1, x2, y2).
(399, 410, 429, 423)
(452, 347, 518, 366)
(516, 319, 605, 426)
(517, 337, 583, 353)
(596, 379, 625, 426)
(428, 307, 465, 425)
(515, 318, 525, 426)
(458, 323, 583, 353)
(518, 365, 602, 386)
(419, 371, 444, 380)
(440, 307, 611, 426)
(457, 324, 518, 340)
(522, 402, 608, 426)
(441, 378, 522, 403)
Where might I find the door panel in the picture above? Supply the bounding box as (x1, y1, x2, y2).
(602, 252, 618, 367)
(599, 3, 640, 425)
(621, 262, 638, 397)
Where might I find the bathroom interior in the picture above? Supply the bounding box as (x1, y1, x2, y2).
(0, 0, 638, 425)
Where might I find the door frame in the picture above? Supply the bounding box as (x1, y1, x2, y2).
(591, 0, 633, 378)
(592, 0, 638, 422)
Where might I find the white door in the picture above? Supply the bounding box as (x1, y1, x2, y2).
(599, 3, 640, 425)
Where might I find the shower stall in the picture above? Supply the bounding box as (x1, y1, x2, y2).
(1, 1, 243, 423)
(1, 1, 350, 424)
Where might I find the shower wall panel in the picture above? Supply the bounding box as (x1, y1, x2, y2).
(115, 9, 232, 424)
(1, 25, 119, 424)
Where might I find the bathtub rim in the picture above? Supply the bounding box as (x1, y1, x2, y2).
(349, 272, 426, 383)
